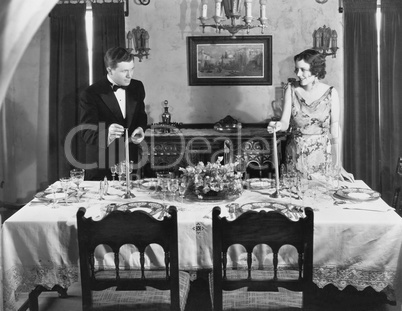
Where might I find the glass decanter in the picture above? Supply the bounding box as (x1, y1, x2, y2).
(162, 100, 171, 124)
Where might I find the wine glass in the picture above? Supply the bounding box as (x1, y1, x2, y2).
(178, 176, 188, 203)
(110, 165, 117, 185)
(98, 181, 105, 201)
(59, 177, 71, 205)
(70, 168, 85, 197)
(168, 178, 179, 200)
(128, 160, 134, 186)
(50, 182, 60, 208)
(115, 162, 123, 187)
(157, 172, 170, 202)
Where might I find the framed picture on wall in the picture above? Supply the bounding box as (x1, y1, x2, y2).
(187, 35, 272, 86)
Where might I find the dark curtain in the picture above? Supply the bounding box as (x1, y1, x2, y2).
(380, 0, 402, 204)
(343, 0, 380, 191)
(92, 2, 126, 83)
(49, 4, 89, 182)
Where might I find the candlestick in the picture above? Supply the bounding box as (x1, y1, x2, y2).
(245, 0, 252, 17)
(271, 123, 281, 198)
(260, 0, 267, 19)
(202, 0, 208, 18)
(215, 0, 222, 17)
(122, 128, 135, 198)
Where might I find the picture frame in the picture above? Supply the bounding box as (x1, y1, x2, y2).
(187, 35, 272, 86)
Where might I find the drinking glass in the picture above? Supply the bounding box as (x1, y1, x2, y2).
(98, 181, 105, 200)
(50, 182, 60, 208)
(178, 177, 188, 203)
(59, 177, 71, 205)
(110, 165, 117, 184)
(115, 162, 123, 186)
(70, 168, 85, 198)
(157, 172, 170, 201)
(168, 178, 179, 200)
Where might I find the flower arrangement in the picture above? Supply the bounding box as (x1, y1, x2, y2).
(179, 157, 244, 200)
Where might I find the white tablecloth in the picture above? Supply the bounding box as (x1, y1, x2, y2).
(2, 180, 402, 310)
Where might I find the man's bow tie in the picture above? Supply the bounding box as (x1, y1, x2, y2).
(111, 84, 127, 92)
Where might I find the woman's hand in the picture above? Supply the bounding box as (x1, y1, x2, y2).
(339, 166, 355, 182)
(131, 127, 145, 144)
(267, 121, 282, 133)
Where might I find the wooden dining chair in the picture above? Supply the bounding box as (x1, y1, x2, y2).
(212, 206, 314, 311)
(76, 206, 190, 311)
(392, 156, 402, 216)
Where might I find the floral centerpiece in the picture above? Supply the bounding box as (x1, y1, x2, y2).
(179, 157, 244, 200)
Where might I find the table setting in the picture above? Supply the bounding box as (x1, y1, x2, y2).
(3, 159, 402, 310)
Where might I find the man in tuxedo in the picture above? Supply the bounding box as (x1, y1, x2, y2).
(79, 47, 148, 180)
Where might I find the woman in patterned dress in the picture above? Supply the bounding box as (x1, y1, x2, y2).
(268, 49, 354, 182)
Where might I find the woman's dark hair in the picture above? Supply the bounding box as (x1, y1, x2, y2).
(294, 49, 326, 79)
(104, 47, 135, 69)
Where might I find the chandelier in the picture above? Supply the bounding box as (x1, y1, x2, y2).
(199, 0, 268, 37)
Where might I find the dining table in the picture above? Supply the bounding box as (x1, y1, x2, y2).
(2, 177, 402, 310)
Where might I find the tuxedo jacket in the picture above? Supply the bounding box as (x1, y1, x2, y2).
(79, 77, 148, 180)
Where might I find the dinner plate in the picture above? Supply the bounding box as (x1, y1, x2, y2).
(105, 201, 165, 215)
(247, 178, 275, 190)
(240, 202, 305, 221)
(241, 202, 288, 211)
(139, 178, 160, 191)
(34, 189, 66, 201)
(334, 188, 381, 202)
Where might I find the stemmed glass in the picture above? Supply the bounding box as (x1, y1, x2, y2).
(110, 165, 117, 185)
(98, 181, 105, 201)
(128, 160, 134, 187)
(115, 163, 123, 187)
(178, 177, 188, 203)
(157, 172, 170, 202)
(50, 182, 60, 208)
(235, 155, 248, 187)
(70, 168, 85, 198)
(168, 178, 179, 200)
(59, 177, 71, 205)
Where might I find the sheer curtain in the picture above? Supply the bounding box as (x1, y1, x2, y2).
(380, 0, 402, 204)
(49, 4, 89, 182)
(91, 1, 126, 83)
(343, 0, 380, 191)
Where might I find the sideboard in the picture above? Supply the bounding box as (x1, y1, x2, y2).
(139, 124, 287, 178)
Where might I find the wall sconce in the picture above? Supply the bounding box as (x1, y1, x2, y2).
(199, 0, 268, 37)
(312, 25, 338, 58)
(126, 27, 150, 62)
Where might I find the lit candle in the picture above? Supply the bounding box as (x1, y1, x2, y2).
(127, 31, 133, 50)
(232, 0, 237, 14)
(260, 0, 267, 19)
(202, 0, 208, 18)
(245, 0, 252, 18)
(215, 0, 222, 17)
(331, 30, 338, 49)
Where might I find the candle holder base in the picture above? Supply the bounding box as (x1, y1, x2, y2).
(268, 190, 281, 198)
(121, 191, 136, 199)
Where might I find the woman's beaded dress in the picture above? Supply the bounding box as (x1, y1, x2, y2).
(286, 84, 333, 175)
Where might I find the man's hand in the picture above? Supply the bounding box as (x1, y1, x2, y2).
(108, 124, 124, 145)
(131, 127, 145, 144)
